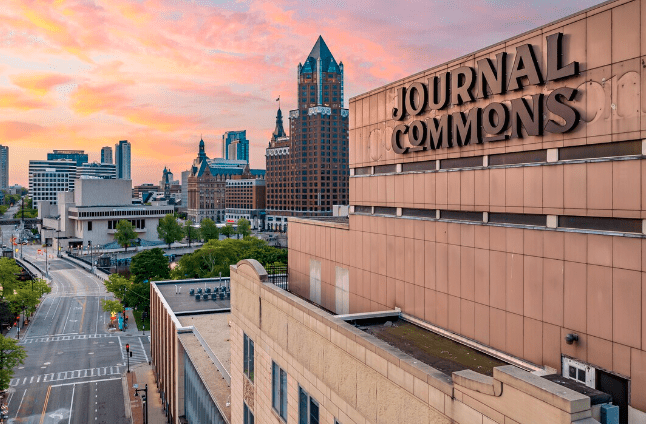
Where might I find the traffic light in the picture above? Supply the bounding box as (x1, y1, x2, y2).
(125, 343, 129, 353)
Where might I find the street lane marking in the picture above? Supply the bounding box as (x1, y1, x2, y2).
(69, 383, 74, 424)
(78, 297, 87, 334)
(39, 385, 51, 424)
(14, 389, 26, 419)
(50, 377, 121, 388)
(10, 366, 122, 386)
(20, 333, 117, 344)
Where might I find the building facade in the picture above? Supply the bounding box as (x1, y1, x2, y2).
(0, 145, 8, 190)
(187, 139, 264, 223)
(101, 146, 113, 164)
(47, 150, 88, 166)
(115, 140, 131, 180)
(265, 36, 349, 231)
(77, 162, 116, 179)
(225, 178, 266, 229)
(223, 131, 249, 162)
(28, 159, 77, 205)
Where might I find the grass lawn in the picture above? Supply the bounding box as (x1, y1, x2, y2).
(132, 309, 150, 331)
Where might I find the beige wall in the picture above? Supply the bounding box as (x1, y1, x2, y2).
(288, 0, 646, 414)
(230, 259, 595, 424)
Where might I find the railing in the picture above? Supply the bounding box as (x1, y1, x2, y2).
(266, 264, 288, 291)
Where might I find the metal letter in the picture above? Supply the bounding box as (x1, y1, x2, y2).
(482, 102, 509, 142)
(392, 124, 409, 154)
(510, 94, 544, 138)
(427, 114, 452, 149)
(409, 120, 427, 150)
(545, 87, 579, 134)
(507, 44, 544, 91)
(451, 66, 476, 106)
(405, 82, 427, 116)
(546, 33, 578, 82)
(392, 87, 406, 120)
(452, 108, 482, 146)
(477, 52, 507, 98)
(428, 72, 450, 110)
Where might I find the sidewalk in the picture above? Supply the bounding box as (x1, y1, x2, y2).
(123, 363, 167, 424)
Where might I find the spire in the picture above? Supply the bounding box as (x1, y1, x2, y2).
(299, 36, 339, 75)
(272, 107, 286, 142)
(198, 137, 207, 160)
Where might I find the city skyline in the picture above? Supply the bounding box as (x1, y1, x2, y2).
(1, 0, 602, 186)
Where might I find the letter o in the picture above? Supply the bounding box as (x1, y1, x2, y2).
(409, 120, 427, 147)
(482, 102, 509, 136)
(392, 124, 409, 154)
(405, 82, 427, 116)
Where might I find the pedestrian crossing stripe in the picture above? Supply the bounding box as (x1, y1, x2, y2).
(19, 333, 118, 344)
(9, 366, 122, 386)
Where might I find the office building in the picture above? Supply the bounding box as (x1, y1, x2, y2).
(225, 178, 266, 229)
(285, 2, 646, 421)
(47, 150, 88, 167)
(115, 140, 131, 180)
(0, 145, 8, 190)
(77, 162, 116, 179)
(265, 36, 349, 231)
(28, 159, 77, 205)
(39, 178, 173, 249)
(187, 139, 264, 223)
(180, 170, 190, 211)
(223, 130, 249, 162)
(101, 146, 113, 164)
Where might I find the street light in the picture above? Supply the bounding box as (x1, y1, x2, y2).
(126, 343, 131, 373)
(88, 241, 93, 275)
(134, 384, 148, 424)
(56, 230, 61, 258)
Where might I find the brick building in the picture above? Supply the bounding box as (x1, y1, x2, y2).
(225, 178, 266, 229)
(265, 36, 349, 231)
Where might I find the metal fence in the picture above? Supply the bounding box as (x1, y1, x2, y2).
(266, 264, 288, 291)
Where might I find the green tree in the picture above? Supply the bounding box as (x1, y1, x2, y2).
(184, 222, 198, 247)
(0, 258, 21, 298)
(104, 274, 131, 300)
(221, 224, 235, 239)
(123, 282, 149, 311)
(236, 218, 251, 238)
(101, 299, 123, 314)
(9, 289, 40, 316)
(199, 218, 219, 242)
(0, 335, 27, 390)
(30, 278, 51, 298)
(130, 248, 170, 284)
(157, 214, 183, 248)
(0, 301, 14, 329)
(114, 220, 137, 252)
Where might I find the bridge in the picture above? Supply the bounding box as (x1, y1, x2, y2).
(0, 218, 42, 226)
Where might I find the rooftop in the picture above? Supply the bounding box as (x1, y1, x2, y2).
(155, 278, 231, 314)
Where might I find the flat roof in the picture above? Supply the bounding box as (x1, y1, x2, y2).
(361, 317, 507, 377)
(178, 313, 231, 423)
(155, 279, 231, 314)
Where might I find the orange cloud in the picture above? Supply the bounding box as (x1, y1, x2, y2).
(70, 83, 131, 115)
(10, 73, 74, 95)
(0, 121, 45, 140)
(0, 88, 51, 110)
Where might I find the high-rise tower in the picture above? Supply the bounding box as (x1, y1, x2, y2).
(0, 146, 8, 190)
(115, 140, 131, 180)
(265, 36, 349, 231)
(101, 146, 113, 164)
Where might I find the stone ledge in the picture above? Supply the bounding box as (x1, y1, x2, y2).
(494, 365, 590, 414)
(453, 370, 502, 396)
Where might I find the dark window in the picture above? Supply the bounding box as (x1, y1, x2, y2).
(354, 206, 371, 214)
(440, 210, 482, 222)
(402, 161, 435, 172)
(558, 215, 642, 233)
(489, 213, 547, 226)
(243, 333, 254, 382)
(244, 402, 254, 424)
(402, 208, 435, 218)
(440, 156, 482, 169)
(354, 167, 371, 175)
(272, 362, 288, 421)
(88, 221, 92, 231)
(299, 386, 319, 424)
(489, 150, 547, 166)
(559, 140, 642, 161)
(374, 207, 396, 216)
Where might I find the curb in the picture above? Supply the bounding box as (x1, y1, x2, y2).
(121, 371, 133, 423)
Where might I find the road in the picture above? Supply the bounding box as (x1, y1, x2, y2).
(3, 244, 149, 423)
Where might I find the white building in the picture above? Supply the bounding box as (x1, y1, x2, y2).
(39, 178, 173, 249)
(115, 140, 131, 180)
(78, 162, 116, 179)
(28, 159, 77, 206)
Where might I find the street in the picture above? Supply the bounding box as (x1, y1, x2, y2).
(4, 243, 150, 423)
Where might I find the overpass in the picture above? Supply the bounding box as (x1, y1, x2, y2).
(0, 218, 42, 226)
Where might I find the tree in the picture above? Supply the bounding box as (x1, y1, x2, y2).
(184, 221, 197, 247)
(221, 224, 235, 239)
(0, 335, 27, 390)
(123, 282, 149, 311)
(114, 220, 137, 252)
(236, 218, 251, 238)
(101, 299, 123, 314)
(0, 258, 21, 298)
(130, 248, 170, 284)
(199, 218, 219, 242)
(104, 274, 131, 300)
(0, 301, 14, 329)
(157, 214, 183, 248)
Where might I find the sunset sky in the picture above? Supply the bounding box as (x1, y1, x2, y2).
(1, 0, 601, 186)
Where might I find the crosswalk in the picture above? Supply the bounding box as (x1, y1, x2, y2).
(20, 333, 118, 344)
(121, 336, 149, 366)
(9, 366, 122, 386)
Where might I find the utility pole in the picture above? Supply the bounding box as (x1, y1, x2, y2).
(19, 198, 23, 259)
(134, 384, 148, 424)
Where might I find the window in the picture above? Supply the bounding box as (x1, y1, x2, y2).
(272, 361, 288, 421)
(244, 402, 254, 424)
(299, 386, 319, 424)
(88, 221, 92, 231)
